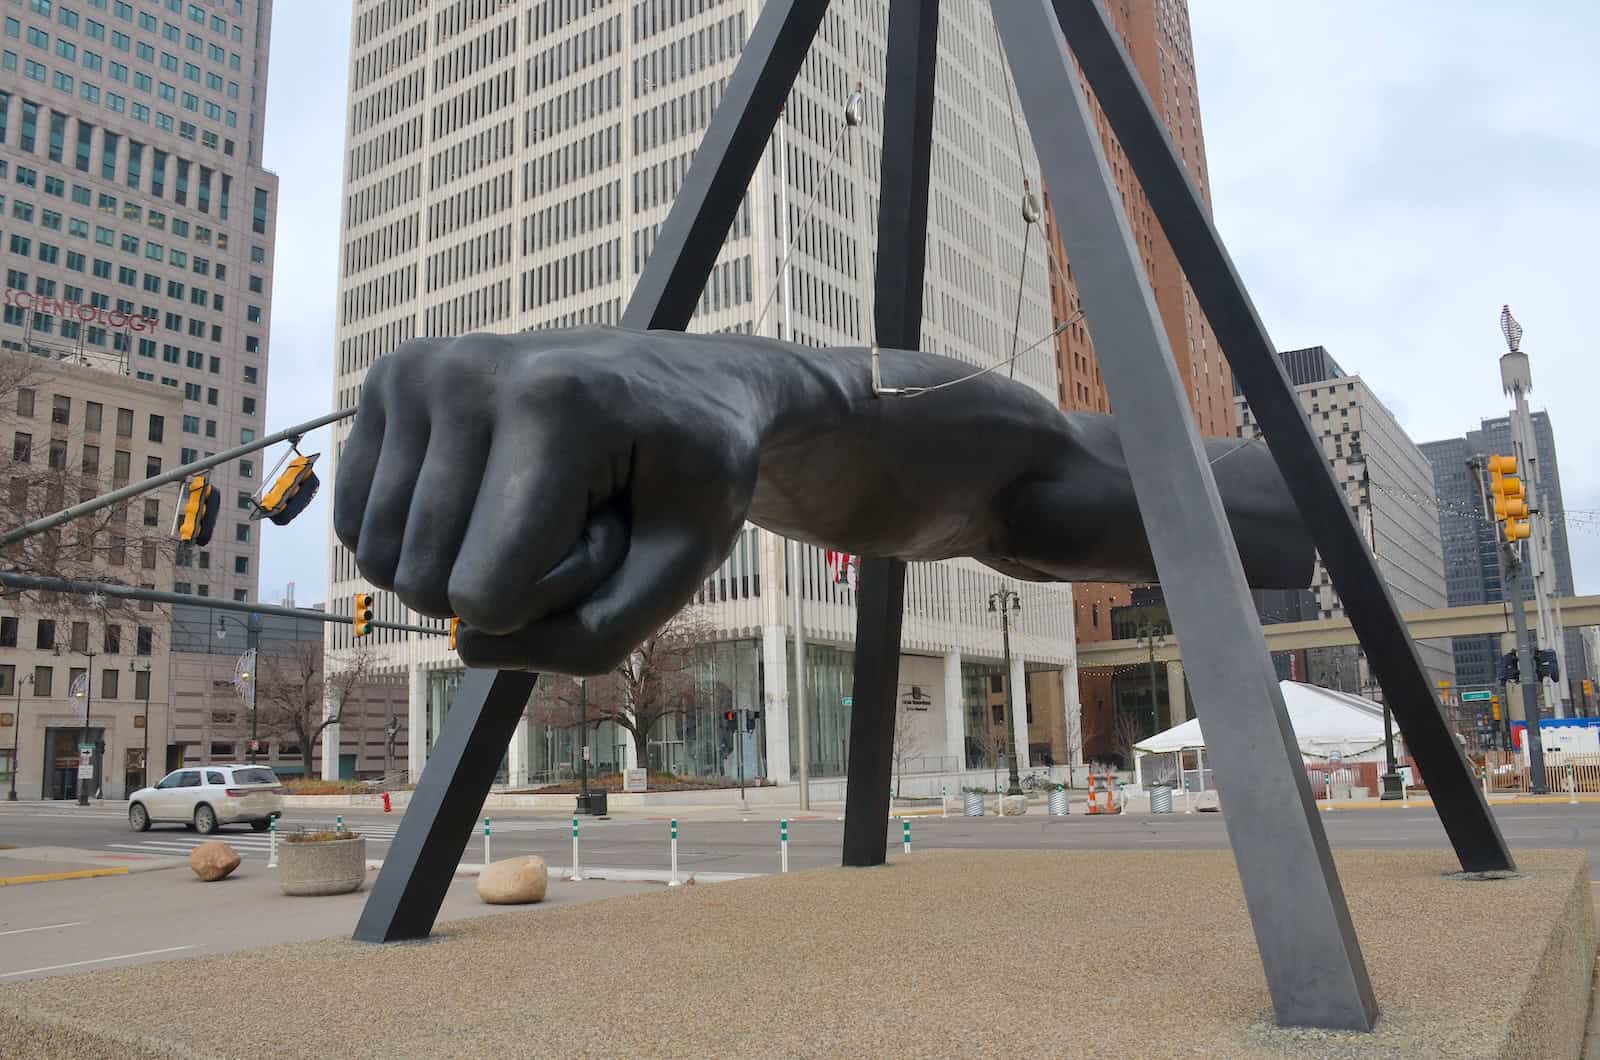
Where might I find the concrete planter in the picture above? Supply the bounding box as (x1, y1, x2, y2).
(276, 835, 367, 896)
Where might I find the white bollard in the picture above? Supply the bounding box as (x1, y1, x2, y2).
(669, 818, 681, 886)
(569, 816, 582, 881)
(1401, 779, 1410, 808)
(1481, 766, 1489, 803)
(484, 817, 492, 866)
(267, 817, 278, 868)
(902, 819, 911, 854)
(780, 819, 789, 873)
(1569, 765, 1579, 806)
(941, 784, 949, 818)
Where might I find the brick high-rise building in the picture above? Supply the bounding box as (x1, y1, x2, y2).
(1045, 0, 1236, 759)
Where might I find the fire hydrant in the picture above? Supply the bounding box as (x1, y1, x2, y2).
(381, 791, 392, 813)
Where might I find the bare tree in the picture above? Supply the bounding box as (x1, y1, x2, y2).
(253, 643, 375, 778)
(540, 609, 715, 775)
(1110, 710, 1145, 771)
(891, 698, 920, 798)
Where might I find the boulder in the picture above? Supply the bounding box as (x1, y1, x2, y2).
(1000, 795, 1029, 817)
(477, 856, 549, 905)
(189, 840, 241, 882)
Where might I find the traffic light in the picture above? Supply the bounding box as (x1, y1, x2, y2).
(1496, 651, 1520, 684)
(745, 709, 761, 734)
(254, 451, 320, 526)
(353, 592, 374, 637)
(1536, 649, 1560, 683)
(1490, 695, 1501, 721)
(1488, 454, 1531, 543)
(174, 473, 219, 546)
(723, 709, 738, 728)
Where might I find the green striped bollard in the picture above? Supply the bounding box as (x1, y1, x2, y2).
(668, 818, 681, 886)
(780, 819, 789, 873)
(484, 817, 492, 866)
(267, 816, 277, 868)
(941, 784, 949, 818)
(568, 816, 581, 881)
(335, 814, 343, 834)
(902, 819, 911, 854)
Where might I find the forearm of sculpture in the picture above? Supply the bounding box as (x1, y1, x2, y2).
(334, 327, 1311, 674)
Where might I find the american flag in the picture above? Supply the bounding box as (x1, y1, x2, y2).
(826, 550, 859, 591)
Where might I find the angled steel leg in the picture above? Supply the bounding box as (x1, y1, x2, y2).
(1050, 0, 1511, 873)
(354, 0, 831, 943)
(841, 0, 939, 869)
(992, 0, 1377, 1029)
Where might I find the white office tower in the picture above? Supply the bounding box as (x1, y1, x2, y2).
(329, 0, 1081, 791)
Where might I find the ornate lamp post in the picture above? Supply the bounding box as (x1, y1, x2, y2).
(988, 588, 1024, 797)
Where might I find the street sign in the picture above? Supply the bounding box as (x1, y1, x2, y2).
(77, 746, 94, 780)
(623, 768, 647, 792)
(841, 696, 853, 707)
(1461, 691, 1493, 703)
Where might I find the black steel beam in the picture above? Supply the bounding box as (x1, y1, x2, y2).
(841, 0, 939, 869)
(1051, 0, 1511, 873)
(353, 669, 535, 942)
(354, 0, 831, 942)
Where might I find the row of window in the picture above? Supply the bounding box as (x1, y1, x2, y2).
(0, 662, 153, 700)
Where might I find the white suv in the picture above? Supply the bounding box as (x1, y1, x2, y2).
(129, 765, 283, 835)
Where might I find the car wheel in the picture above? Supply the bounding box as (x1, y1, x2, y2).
(194, 804, 218, 835)
(129, 803, 151, 832)
(250, 819, 270, 832)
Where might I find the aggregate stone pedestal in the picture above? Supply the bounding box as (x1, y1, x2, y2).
(0, 850, 1590, 1059)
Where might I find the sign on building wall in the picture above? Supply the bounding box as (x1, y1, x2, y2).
(4, 288, 161, 332)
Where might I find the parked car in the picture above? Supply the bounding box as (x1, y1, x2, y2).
(128, 765, 283, 835)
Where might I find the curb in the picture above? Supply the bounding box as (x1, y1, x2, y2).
(0, 866, 130, 887)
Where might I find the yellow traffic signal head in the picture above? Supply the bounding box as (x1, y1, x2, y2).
(353, 592, 374, 637)
(255, 452, 320, 525)
(1493, 494, 1528, 519)
(1487, 454, 1517, 476)
(449, 617, 460, 651)
(174, 474, 219, 545)
(1503, 517, 1531, 542)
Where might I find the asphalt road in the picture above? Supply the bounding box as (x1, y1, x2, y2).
(4, 800, 1599, 876)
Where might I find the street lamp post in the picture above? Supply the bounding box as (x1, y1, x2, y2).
(988, 589, 1024, 798)
(75, 648, 98, 806)
(576, 676, 591, 812)
(217, 615, 260, 763)
(1135, 623, 1168, 732)
(130, 660, 151, 792)
(8, 673, 33, 801)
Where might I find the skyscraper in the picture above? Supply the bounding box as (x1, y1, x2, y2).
(1045, 0, 1237, 759)
(330, 1, 1086, 787)
(1237, 352, 1453, 691)
(1, 0, 279, 793)
(1, 0, 280, 604)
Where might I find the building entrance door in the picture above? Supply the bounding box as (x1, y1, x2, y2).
(43, 727, 103, 800)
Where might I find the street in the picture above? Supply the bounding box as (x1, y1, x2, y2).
(4, 799, 1599, 878)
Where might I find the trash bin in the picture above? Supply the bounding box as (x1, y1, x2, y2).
(963, 791, 985, 817)
(587, 789, 608, 816)
(1048, 788, 1070, 816)
(1150, 785, 1173, 814)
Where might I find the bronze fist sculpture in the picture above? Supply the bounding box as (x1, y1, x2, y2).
(334, 328, 1310, 673)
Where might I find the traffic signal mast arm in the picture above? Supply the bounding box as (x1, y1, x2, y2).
(0, 571, 445, 637)
(0, 406, 354, 548)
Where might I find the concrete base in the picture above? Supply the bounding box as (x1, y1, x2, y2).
(0, 850, 1590, 1058)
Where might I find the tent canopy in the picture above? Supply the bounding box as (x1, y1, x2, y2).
(1134, 681, 1391, 762)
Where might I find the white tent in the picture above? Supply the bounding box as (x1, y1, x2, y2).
(1132, 681, 1399, 791)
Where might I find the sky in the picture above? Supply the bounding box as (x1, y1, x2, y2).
(257, 0, 1599, 606)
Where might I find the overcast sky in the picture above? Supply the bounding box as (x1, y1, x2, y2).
(257, 1, 1598, 607)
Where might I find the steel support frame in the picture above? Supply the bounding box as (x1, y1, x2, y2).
(353, 0, 833, 944)
(991, 0, 1377, 1028)
(1049, 0, 1510, 874)
(840, 0, 940, 869)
